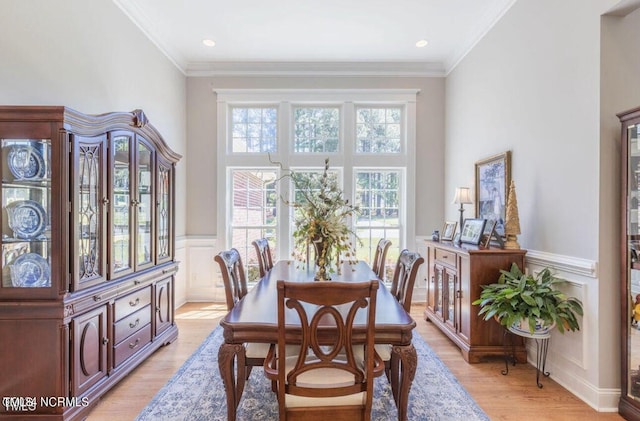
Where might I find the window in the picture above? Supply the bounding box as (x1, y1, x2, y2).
(216, 89, 418, 282)
(356, 107, 402, 153)
(231, 107, 277, 153)
(230, 169, 277, 281)
(293, 107, 340, 153)
(355, 170, 402, 280)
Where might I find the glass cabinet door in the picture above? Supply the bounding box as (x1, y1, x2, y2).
(136, 139, 154, 270)
(73, 135, 107, 290)
(111, 133, 134, 278)
(445, 270, 456, 330)
(1, 139, 51, 291)
(156, 159, 172, 264)
(627, 121, 640, 402)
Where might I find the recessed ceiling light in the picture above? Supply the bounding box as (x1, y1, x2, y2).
(415, 39, 429, 48)
(202, 39, 216, 47)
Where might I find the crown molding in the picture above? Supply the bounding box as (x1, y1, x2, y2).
(186, 61, 445, 77)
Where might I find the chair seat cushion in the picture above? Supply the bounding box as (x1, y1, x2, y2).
(286, 391, 366, 408)
(245, 342, 298, 359)
(353, 344, 391, 362)
(282, 356, 366, 408)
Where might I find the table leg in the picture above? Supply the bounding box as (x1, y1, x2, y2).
(391, 344, 417, 421)
(218, 343, 246, 421)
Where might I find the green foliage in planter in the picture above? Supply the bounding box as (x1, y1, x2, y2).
(472, 263, 584, 334)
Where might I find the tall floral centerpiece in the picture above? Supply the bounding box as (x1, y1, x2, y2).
(274, 157, 359, 280)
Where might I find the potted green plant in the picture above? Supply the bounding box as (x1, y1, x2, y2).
(472, 263, 584, 334)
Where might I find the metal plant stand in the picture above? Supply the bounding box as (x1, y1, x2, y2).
(502, 327, 551, 388)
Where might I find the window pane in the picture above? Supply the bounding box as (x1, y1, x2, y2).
(355, 170, 401, 281)
(356, 107, 402, 153)
(231, 107, 278, 153)
(293, 107, 340, 153)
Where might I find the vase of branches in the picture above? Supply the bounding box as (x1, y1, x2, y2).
(271, 156, 359, 280)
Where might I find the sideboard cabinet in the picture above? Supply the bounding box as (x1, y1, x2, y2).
(424, 240, 527, 363)
(0, 107, 181, 420)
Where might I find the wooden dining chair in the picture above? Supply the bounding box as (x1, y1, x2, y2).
(264, 280, 384, 421)
(214, 248, 268, 380)
(214, 248, 248, 311)
(371, 239, 391, 280)
(389, 249, 424, 313)
(252, 238, 274, 277)
(375, 249, 424, 383)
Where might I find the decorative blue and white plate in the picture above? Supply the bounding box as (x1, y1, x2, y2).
(10, 253, 51, 288)
(6, 200, 47, 239)
(7, 145, 46, 180)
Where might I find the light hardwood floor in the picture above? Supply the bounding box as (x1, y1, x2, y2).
(87, 302, 624, 421)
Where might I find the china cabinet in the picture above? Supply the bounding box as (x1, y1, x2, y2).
(424, 240, 527, 363)
(0, 106, 181, 420)
(619, 106, 640, 420)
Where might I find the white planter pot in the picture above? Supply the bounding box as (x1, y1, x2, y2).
(510, 318, 555, 336)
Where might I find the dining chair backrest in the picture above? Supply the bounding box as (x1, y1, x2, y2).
(214, 248, 248, 311)
(390, 249, 424, 313)
(252, 238, 274, 278)
(372, 239, 391, 280)
(270, 279, 380, 420)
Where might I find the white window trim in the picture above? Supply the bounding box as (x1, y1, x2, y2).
(215, 89, 419, 261)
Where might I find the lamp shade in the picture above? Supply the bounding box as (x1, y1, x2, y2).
(452, 187, 473, 205)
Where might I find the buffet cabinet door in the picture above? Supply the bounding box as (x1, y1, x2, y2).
(70, 304, 109, 397)
(154, 276, 173, 336)
(71, 135, 108, 291)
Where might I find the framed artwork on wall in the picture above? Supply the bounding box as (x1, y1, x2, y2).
(460, 218, 487, 245)
(475, 151, 511, 237)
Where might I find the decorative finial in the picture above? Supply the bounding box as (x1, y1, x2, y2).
(504, 179, 521, 249)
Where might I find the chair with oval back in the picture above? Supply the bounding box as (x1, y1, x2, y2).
(252, 238, 274, 278)
(264, 280, 384, 420)
(371, 239, 391, 280)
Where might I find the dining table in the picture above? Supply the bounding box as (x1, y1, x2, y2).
(218, 260, 417, 421)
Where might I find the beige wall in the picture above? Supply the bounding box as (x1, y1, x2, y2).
(0, 0, 188, 237)
(185, 76, 445, 237)
(446, 0, 630, 407)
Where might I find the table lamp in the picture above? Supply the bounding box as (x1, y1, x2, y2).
(453, 187, 473, 245)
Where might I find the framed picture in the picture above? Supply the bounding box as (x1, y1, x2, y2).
(480, 219, 496, 248)
(460, 218, 487, 245)
(441, 221, 457, 241)
(475, 151, 511, 237)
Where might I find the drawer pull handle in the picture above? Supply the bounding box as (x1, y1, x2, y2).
(93, 295, 102, 301)
(129, 298, 140, 307)
(129, 319, 140, 329)
(129, 338, 140, 349)
(162, 267, 177, 275)
(134, 280, 142, 285)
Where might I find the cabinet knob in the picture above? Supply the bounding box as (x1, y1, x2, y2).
(102, 337, 109, 345)
(102, 197, 110, 205)
(93, 294, 102, 301)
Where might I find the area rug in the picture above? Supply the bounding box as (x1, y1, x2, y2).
(136, 327, 489, 421)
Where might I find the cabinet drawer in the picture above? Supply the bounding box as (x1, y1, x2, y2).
(114, 286, 152, 321)
(113, 323, 152, 367)
(113, 305, 151, 345)
(435, 248, 457, 268)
